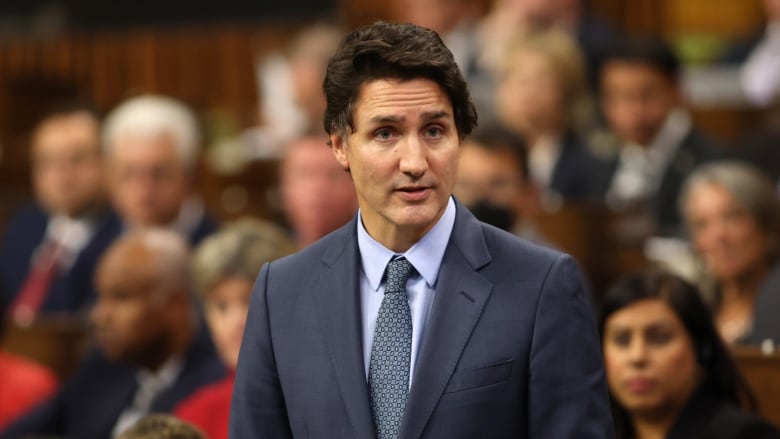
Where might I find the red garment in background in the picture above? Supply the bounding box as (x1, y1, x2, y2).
(0, 350, 58, 429)
(174, 371, 234, 439)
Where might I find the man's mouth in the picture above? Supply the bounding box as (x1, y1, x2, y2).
(396, 185, 432, 201)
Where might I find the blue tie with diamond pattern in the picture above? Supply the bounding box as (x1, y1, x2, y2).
(369, 256, 414, 439)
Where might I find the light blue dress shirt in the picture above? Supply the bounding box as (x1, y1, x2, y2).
(356, 197, 456, 386)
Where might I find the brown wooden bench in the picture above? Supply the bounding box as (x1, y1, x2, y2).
(1, 316, 90, 380)
(732, 346, 780, 427)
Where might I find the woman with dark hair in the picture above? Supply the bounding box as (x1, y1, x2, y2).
(600, 270, 780, 439)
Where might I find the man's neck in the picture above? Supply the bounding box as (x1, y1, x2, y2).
(138, 317, 193, 373)
(360, 214, 442, 254)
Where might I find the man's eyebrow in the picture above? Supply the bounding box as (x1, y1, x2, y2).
(421, 110, 450, 122)
(369, 115, 404, 124)
(368, 111, 450, 125)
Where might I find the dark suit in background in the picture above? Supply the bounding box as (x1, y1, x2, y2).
(594, 128, 722, 235)
(92, 209, 218, 251)
(549, 131, 614, 203)
(0, 203, 115, 313)
(0, 204, 217, 315)
(230, 203, 613, 438)
(1, 328, 225, 439)
(746, 261, 780, 347)
(666, 386, 779, 439)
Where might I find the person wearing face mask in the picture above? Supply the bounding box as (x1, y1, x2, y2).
(454, 125, 546, 243)
(600, 270, 780, 439)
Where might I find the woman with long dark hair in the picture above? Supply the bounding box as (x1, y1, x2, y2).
(600, 270, 780, 439)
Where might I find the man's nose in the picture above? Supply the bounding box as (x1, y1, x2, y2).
(398, 135, 428, 178)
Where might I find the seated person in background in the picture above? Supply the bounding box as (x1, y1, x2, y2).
(119, 414, 206, 439)
(1, 104, 111, 322)
(600, 270, 780, 439)
(495, 28, 606, 207)
(390, 0, 489, 119)
(251, 23, 345, 158)
(1, 228, 225, 439)
(175, 218, 296, 439)
(478, 0, 619, 81)
(101, 94, 217, 245)
(0, 298, 58, 430)
(680, 161, 780, 345)
(279, 135, 357, 248)
(596, 38, 722, 236)
(454, 125, 545, 241)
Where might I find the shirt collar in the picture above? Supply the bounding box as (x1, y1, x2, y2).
(357, 197, 456, 291)
(621, 108, 691, 163)
(135, 354, 183, 394)
(172, 197, 205, 237)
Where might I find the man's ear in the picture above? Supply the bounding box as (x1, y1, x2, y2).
(330, 133, 350, 171)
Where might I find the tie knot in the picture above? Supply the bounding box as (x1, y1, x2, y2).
(384, 257, 414, 295)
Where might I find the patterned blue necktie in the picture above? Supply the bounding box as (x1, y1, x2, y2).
(369, 256, 414, 439)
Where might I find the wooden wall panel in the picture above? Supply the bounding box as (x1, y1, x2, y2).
(0, 24, 298, 231)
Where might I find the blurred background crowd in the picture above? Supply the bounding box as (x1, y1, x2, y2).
(2, 0, 780, 437)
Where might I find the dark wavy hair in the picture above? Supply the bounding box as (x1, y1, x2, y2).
(597, 37, 680, 88)
(322, 21, 478, 140)
(599, 270, 757, 438)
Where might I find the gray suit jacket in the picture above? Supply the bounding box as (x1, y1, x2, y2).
(230, 202, 613, 438)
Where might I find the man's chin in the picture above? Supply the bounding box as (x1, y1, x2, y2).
(393, 207, 444, 230)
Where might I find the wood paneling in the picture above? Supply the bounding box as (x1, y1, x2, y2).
(733, 346, 780, 428)
(0, 23, 296, 227)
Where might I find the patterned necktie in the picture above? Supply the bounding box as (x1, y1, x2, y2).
(369, 256, 414, 439)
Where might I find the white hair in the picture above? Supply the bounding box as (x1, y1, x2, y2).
(103, 94, 200, 168)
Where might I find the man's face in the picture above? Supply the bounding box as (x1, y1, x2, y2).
(280, 137, 357, 246)
(108, 134, 189, 227)
(331, 78, 460, 249)
(91, 241, 171, 364)
(32, 112, 104, 217)
(455, 142, 525, 218)
(600, 61, 679, 146)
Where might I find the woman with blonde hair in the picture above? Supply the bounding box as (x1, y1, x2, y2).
(495, 28, 607, 206)
(174, 218, 295, 439)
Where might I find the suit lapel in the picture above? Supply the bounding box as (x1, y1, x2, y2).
(312, 219, 377, 439)
(399, 205, 494, 439)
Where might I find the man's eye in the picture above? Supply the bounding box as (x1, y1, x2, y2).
(374, 128, 394, 141)
(425, 126, 443, 138)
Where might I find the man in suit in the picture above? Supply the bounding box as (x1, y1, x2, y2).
(1, 228, 225, 439)
(596, 38, 722, 236)
(100, 94, 217, 246)
(453, 125, 547, 244)
(0, 104, 113, 321)
(230, 21, 612, 438)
